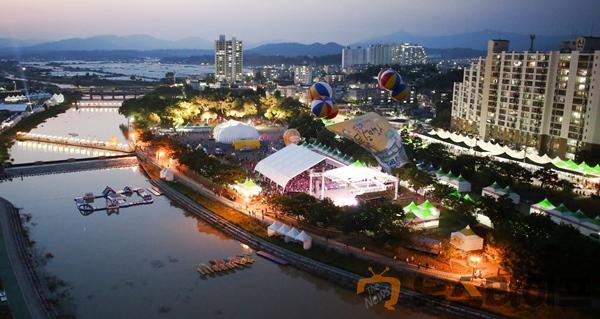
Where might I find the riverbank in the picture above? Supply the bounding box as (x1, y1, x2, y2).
(0, 197, 56, 319)
(137, 155, 505, 319)
(0, 98, 75, 164)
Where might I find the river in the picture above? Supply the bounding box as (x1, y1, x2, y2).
(0, 108, 446, 318)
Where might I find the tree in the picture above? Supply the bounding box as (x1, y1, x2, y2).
(534, 167, 558, 189)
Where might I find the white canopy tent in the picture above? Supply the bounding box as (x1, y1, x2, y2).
(213, 120, 259, 144)
(295, 231, 312, 250)
(285, 227, 301, 242)
(255, 144, 327, 189)
(267, 221, 282, 237)
(450, 226, 484, 251)
(317, 166, 398, 200)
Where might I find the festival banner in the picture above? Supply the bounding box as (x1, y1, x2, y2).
(326, 112, 409, 171)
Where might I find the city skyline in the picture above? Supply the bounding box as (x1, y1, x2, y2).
(1, 0, 599, 44)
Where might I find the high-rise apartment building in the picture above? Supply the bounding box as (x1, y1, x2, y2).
(341, 43, 426, 67)
(451, 38, 600, 158)
(293, 66, 313, 85)
(215, 35, 243, 82)
(391, 43, 427, 65)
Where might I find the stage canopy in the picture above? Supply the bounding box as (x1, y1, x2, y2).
(323, 165, 398, 186)
(255, 144, 326, 189)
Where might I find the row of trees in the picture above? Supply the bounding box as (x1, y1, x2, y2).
(120, 86, 307, 130)
(268, 193, 411, 244)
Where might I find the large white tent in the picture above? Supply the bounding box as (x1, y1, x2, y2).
(213, 120, 259, 144)
(255, 144, 327, 189)
(450, 226, 484, 251)
(316, 166, 399, 200)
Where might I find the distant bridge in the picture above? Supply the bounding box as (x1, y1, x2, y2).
(16, 132, 133, 153)
(1, 155, 138, 179)
(68, 87, 154, 100)
(75, 100, 123, 107)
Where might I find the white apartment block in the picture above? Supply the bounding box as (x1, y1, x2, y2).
(341, 43, 426, 67)
(293, 66, 313, 85)
(215, 35, 243, 82)
(452, 37, 600, 158)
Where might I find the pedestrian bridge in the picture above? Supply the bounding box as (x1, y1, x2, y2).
(1, 155, 138, 179)
(16, 132, 133, 153)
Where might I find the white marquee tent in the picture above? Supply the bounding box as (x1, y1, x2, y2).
(317, 166, 399, 200)
(255, 144, 327, 189)
(450, 226, 484, 251)
(213, 120, 259, 144)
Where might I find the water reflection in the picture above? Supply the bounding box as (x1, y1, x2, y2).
(0, 168, 441, 319)
(8, 107, 128, 163)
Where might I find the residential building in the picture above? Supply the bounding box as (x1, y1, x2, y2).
(293, 66, 313, 85)
(215, 35, 243, 82)
(391, 43, 427, 65)
(451, 37, 600, 159)
(342, 43, 426, 67)
(342, 47, 368, 67)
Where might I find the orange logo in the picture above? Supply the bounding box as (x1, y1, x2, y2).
(356, 267, 401, 310)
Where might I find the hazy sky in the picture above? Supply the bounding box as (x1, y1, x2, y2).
(1, 0, 599, 44)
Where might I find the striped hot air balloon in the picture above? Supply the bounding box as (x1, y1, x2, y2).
(325, 103, 339, 119)
(378, 68, 401, 91)
(308, 81, 333, 100)
(311, 97, 336, 118)
(391, 82, 410, 101)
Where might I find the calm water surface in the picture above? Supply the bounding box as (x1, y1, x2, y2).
(8, 108, 127, 164)
(1, 103, 447, 318)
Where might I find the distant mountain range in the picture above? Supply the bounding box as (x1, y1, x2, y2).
(0, 30, 581, 60)
(247, 42, 344, 56)
(352, 29, 575, 51)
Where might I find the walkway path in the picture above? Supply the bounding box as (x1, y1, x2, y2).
(0, 198, 54, 319)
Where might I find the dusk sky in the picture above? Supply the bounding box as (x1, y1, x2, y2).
(1, 0, 599, 44)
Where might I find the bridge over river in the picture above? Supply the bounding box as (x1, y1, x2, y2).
(16, 132, 133, 153)
(1, 155, 138, 179)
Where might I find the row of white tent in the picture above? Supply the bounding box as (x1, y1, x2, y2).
(428, 129, 555, 164)
(44, 93, 65, 106)
(267, 221, 312, 250)
(4, 92, 54, 103)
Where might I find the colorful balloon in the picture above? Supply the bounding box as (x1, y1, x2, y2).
(325, 104, 339, 119)
(283, 129, 302, 145)
(378, 68, 401, 91)
(308, 81, 333, 100)
(391, 82, 410, 101)
(311, 98, 336, 118)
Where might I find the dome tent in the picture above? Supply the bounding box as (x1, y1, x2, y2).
(213, 120, 259, 144)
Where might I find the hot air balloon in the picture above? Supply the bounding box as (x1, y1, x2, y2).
(377, 68, 400, 91)
(325, 104, 339, 119)
(283, 129, 302, 145)
(308, 81, 333, 100)
(391, 82, 410, 101)
(311, 98, 336, 118)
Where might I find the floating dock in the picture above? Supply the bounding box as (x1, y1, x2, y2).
(74, 186, 154, 213)
(256, 251, 288, 266)
(196, 255, 255, 278)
